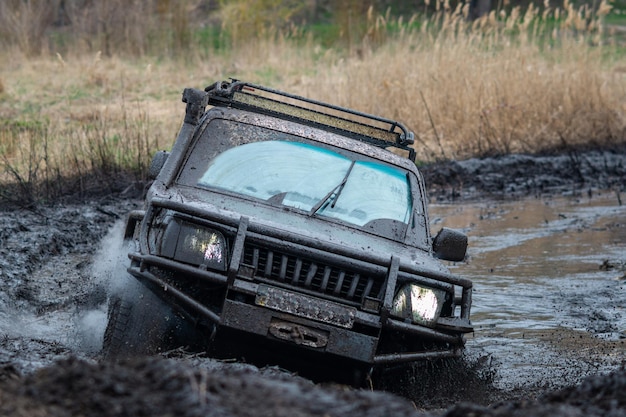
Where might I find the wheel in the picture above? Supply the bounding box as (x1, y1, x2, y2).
(102, 275, 199, 360)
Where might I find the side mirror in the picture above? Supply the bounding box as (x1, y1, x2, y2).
(148, 150, 170, 180)
(432, 227, 468, 262)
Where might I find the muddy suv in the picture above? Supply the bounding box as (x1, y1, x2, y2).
(103, 80, 473, 381)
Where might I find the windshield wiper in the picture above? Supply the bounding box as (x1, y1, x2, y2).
(309, 161, 355, 216)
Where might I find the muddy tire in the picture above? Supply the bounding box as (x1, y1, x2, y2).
(102, 276, 194, 360)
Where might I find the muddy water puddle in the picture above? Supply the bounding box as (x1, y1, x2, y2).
(430, 192, 626, 391)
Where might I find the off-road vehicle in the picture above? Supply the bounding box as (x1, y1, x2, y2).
(103, 79, 473, 382)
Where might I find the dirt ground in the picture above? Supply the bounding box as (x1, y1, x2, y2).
(422, 146, 626, 201)
(0, 148, 625, 417)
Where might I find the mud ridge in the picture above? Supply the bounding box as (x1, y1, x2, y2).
(422, 148, 626, 201)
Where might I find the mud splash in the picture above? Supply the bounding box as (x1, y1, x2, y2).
(0, 198, 139, 375)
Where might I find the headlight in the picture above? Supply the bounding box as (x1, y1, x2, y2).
(176, 224, 227, 270)
(390, 284, 446, 326)
(156, 215, 228, 271)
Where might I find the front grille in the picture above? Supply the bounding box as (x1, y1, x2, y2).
(242, 244, 385, 304)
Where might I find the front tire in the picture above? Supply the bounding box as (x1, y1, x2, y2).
(102, 276, 196, 360)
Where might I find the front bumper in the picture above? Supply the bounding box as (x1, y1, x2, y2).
(126, 200, 473, 365)
(127, 256, 471, 365)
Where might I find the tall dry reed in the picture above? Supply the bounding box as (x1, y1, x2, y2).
(289, 1, 624, 160)
(0, 1, 624, 203)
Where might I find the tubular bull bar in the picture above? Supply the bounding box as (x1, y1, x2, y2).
(126, 201, 473, 364)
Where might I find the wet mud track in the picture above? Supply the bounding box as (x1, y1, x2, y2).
(1, 149, 625, 416)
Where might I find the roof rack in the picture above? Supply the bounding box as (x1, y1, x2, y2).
(205, 80, 416, 161)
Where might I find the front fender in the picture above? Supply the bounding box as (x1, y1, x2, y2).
(124, 210, 145, 240)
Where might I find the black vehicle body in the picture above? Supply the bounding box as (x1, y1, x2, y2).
(104, 80, 473, 379)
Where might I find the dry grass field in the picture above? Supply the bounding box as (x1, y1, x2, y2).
(0, 0, 624, 203)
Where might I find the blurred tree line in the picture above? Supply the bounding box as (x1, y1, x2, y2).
(0, 0, 611, 57)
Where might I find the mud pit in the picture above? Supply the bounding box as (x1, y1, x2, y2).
(1, 149, 625, 416)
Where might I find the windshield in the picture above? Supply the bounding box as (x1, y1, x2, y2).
(177, 118, 424, 241)
(197, 140, 412, 228)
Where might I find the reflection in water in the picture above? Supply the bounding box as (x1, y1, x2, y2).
(429, 192, 626, 390)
